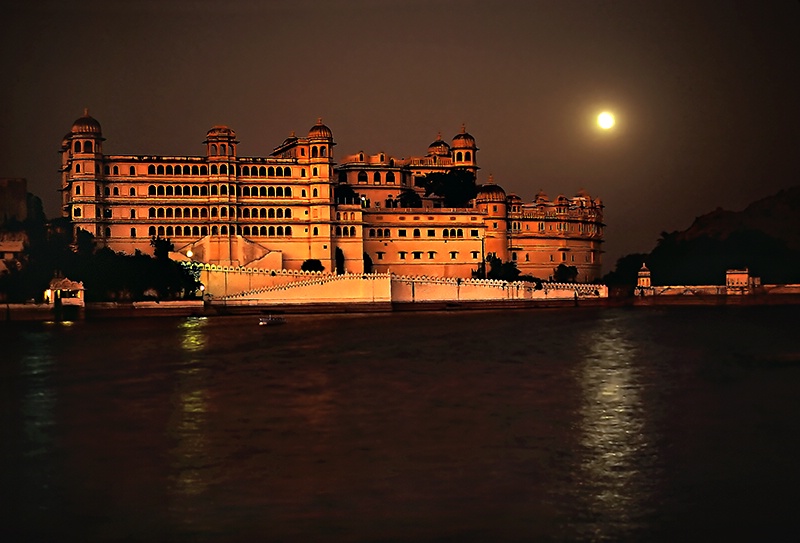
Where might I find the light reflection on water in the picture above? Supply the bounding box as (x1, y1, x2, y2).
(574, 312, 659, 540)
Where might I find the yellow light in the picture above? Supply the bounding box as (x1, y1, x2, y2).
(186, 250, 193, 258)
(597, 111, 615, 129)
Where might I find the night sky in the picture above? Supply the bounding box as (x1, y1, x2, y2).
(2, 0, 798, 266)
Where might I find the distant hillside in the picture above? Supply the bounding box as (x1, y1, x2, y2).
(605, 186, 800, 286)
(677, 186, 800, 251)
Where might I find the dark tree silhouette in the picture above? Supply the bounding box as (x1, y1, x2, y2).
(301, 259, 325, 272)
(419, 168, 478, 208)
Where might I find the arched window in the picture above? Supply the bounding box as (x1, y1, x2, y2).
(260, 187, 267, 197)
(200, 186, 208, 196)
(313, 167, 318, 176)
(174, 226, 182, 236)
(75, 185, 82, 195)
(149, 226, 156, 236)
(157, 165, 164, 175)
(211, 185, 218, 196)
(221, 184, 228, 195)
(358, 171, 368, 183)
(243, 226, 251, 235)
(350, 212, 355, 220)
(149, 207, 156, 218)
(129, 187, 136, 196)
(301, 169, 306, 178)
(456, 152, 463, 161)
(166, 208, 173, 218)
(268, 226, 275, 236)
(166, 165, 173, 175)
(374, 172, 381, 184)
(242, 186, 250, 197)
(200, 166, 208, 175)
(285, 187, 292, 197)
(243, 208, 250, 218)
(285, 208, 292, 218)
(313, 188, 318, 197)
(220, 225, 228, 235)
(148, 165, 156, 175)
(383, 229, 390, 237)
(276, 187, 284, 197)
(220, 207, 227, 217)
(277, 226, 284, 236)
(192, 165, 199, 175)
(193, 226, 200, 236)
(267, 187, 275, 197)
(386, 171, 395, 184)
(211, 144, 217, 155)
(200, 208, 208, 218)
(243, 166, 250, 176)
(450, 229, 457, 237)
(275, 208, 283, 218)
(313, 227, 318, 236)
(175, 186, 182, 196)
(191, 208, 199, 218)
(268, 167, 275, 177)
(320, 147, 326, 157)
(130, 166, 136, 176)
(175, 208, 182, 218)
(183, 165, 190, 175)
(157, 226, 165, 236)
(74, 141, 82, 153)
(157, 208, 165, 218)
(335, 226, 342, 236)
(211, 226, 218, 235)
(220, 164, 227, 175)
(443, 229, 449, 238)
(259, 226, 267, 236)
(211, 165, 218, 175)
(130, 209, 136, 219)
(465, 151, 471, 161)
(259, 166, 266, 176)
(350, 226, 356, 236)
(457, 229, 463, 238)
(211, 207, 218, 218)
(157, 186, 165, 196)
(130, 228, 136, 237)
(285, 226, 292, 236)
(312, 146, 318, 158)
(113, 187, 119, 196)
(165, 186, 173, 196)
(302, 189, 307, 197)
(413, 229, 420, 238)
(166, 226, 173, 236)
(191, 186, 199, 196)
(268, 208, 275, 218)
(369, 229, 376, 237)
(73, 207, 81, 217)
(184, 207, 190, 216)
(113, 166, 119, 175)
(284, 167, 291, 177)
(220, 144, 226, 155)
(75, 164, 81, 173)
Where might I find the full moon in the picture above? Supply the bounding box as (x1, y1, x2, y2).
(597, 111, 615, 129)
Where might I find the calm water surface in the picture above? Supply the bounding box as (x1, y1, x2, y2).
(3, 306, 800, 542)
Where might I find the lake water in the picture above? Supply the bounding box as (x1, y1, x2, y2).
(3, 306, 800, 542)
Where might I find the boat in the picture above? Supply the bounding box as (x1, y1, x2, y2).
(259, 315, 286, 326)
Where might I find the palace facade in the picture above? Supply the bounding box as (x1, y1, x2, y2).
(60, 111, 604, 281)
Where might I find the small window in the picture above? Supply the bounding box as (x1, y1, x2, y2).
(450, 251, 458, 260)
(428, 251, 435, 259)
(413, 252, 422, 260)
(427, 229, 435, 237)
(413, 229, 420, 238)
(75, 185, 81, 195)
(399, 251, 407, 260)
(471, 229, 479, 237)
(471, 251, 479, 259)
(130, 228, 136, 237)
(398, 229, 407, 237)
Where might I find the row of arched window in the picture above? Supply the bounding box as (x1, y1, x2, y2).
(147, 207, 294, 219)
(366, 228, 466, 238)
(356, 171, 396, 184)
(454, 151, 472, 162)
(336, 211, 357, 221)
(146, 225, 293, 237)
(146, 184, 299, 198)
(73, 141, 96, 153)
(335, 226, 358, 237)
(140, 164, 305, 177)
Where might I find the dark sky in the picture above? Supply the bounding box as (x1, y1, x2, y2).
(2, 0, 798, 265)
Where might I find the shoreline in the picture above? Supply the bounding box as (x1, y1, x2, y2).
(2, 293, 799, 322)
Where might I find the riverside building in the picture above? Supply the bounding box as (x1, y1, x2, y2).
(60, 111, 604, 281)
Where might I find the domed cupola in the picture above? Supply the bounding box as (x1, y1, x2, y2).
(451, 124, 477, 167)
(427, 132, 451, 157)
(204, 125, 238, 159)
(71, 109, 102, 136)
(475, 174, 507, 203)
(308, 118, 333, 140)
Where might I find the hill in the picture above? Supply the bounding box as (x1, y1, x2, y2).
(605, 186, 800, 286)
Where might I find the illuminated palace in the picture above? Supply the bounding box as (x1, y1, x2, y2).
(60, 111, 604, 281)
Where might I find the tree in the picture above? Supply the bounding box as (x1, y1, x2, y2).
(419, 168, 478, 208)
(334, 183, 359, 204)
(553, 264, 579, 283)
(363, 252, 374, 274)
(396, 188, 422, 208)
(301, 259, 325, 272)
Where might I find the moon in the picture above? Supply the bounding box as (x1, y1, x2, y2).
(597, 111, 615, 129)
